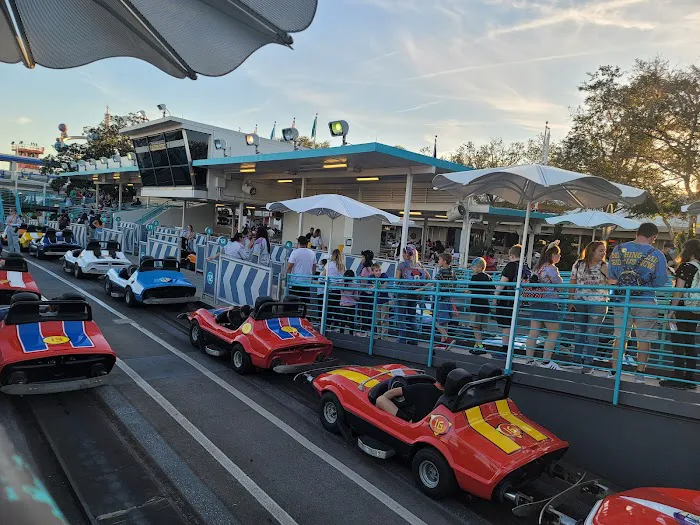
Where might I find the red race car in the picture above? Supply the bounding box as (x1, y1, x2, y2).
(0, 293, 116, 395)
(0, 253, 41, 304)
(310, 363, 571, 502)
(184, 296, 333, 374)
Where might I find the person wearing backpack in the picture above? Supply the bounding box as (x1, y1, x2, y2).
(663, 239, 700, 389)
(395, 246, 426, 345)
(608, 222, 668, 382)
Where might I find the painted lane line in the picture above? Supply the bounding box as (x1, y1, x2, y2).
(116, 359, 297, 525)
(28, 260, 430, 525)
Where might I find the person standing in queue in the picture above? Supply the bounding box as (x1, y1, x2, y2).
(251, 226, 271, 266)
(287, 236, 317, 302)
(208, 232, 249, 261)
(3, 209, 21, 253)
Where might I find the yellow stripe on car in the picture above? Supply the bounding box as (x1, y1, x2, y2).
(495, 400, 548, 442)
(465, 406, 521, 454)
(328, 369, 380, 389)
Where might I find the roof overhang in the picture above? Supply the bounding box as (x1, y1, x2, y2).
(57, 166, 140, 177)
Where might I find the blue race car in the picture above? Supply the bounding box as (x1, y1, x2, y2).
(28, 228, 82, 259)
(103, 256, 198, 307)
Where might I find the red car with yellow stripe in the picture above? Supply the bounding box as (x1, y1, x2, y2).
(311, 363, 569, 502)
(0, 294, 116, 394)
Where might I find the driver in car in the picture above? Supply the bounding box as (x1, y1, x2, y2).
(376, 362, 456, 422)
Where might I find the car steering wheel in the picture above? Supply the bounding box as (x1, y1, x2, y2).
(389, 376, 408, 390)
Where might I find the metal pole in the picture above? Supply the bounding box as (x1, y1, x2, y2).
(237, 202, 244, 232)
(95, 182, 100, 208)
(526, 228, 536, 267)
(427, 281, 441, 367)
(118, 183, 123, 211)
(591, 228, 596, 242)
(320, 218, 335, 334)
(505, 203, 532, 372)
(420, 217, 429, 260)
(368, 278, 379, 356)
(577, 233, 583, 256)
(230, 204, 235, 236)
(146, 196, 150, 209)
(400, 167, 413, 256)
(182, 200, 187, 228)
(297, 176, 306, 237)
(459, 202, 472, 268)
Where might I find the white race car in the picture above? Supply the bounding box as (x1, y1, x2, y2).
(63, 240, 131, 279)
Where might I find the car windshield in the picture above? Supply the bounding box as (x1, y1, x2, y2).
(454, 375, 509, 413)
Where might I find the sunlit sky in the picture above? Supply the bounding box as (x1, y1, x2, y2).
(1, 0, 699, 162)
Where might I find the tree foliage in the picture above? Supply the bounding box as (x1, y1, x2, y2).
(296, 136, 331, 149)
(43, 112, 143, 201)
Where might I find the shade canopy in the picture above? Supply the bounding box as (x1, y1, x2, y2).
(682, 202, 700, 214)
(433, 164, 624, 209)
(610, 182, 649, 206)
(546, 211, 642, 230)
(266, 194, 401, 223)
(0, 0, 318, 79)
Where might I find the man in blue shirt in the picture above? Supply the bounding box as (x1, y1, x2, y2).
(608, 222, 668, 382)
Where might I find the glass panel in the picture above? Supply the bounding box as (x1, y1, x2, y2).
(193, 166, 207, 188)
(164, 130, 183, 142)
(167, 146, 188, 166)
(186, 130, 210, 161)
(140, 169, 157, 186)
(150, 145, 169, 168)
(133, 137, 148, 148)
(171, 165, 192, 185)
(155, 167, 173, 186)
(136, 151, 153, 169)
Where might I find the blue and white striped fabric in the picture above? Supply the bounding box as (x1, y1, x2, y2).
(151, 233, 180, 245)
(70, 223, 88, 248)
(95, 228, 124, 247)
(119, 222, 141, 254)
(215, 257, 271, 307)
(28, 219, 38, 226)
(196, 241, 219, 274)
(47, 220, 59, 230)
(269, 244, 290, 264)
(155, 226, 182, 237)
(140, 239, 180, 260)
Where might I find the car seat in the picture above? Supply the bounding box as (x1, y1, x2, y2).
(162, 256, 179, 271)
(26, 225, 36, 233)
(45, 229, 57, 243)
(106, 240, 120, 258)
(57, 299, 88, 321)
(139, 256, 155, 272)
(86, 240, 101, 257)
(61, 229, 73, 242)
(251, 296, 275, 320)
(434, 369, 473, 412)
(1, 253, 28, 272)
(368, 373, 437, 405)
(10, 292, 41, 304)
(5, 299, 41, 325)
(19, 223, 27, 230)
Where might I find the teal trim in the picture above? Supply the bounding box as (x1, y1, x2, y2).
(194, 142, 470, 173)
(487, 206, 556, 220)
(56, 166, 139, 177)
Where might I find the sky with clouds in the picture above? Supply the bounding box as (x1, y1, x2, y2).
(1, 0, 699, 161)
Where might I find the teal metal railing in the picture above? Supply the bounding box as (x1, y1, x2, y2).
(283, 272, 698, 405)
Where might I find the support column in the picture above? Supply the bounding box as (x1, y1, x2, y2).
(400, 168, 413, 256)
(181, 200, 187, 228)
(95, 183, 100, 209)
(577, 233, 583, 256)
(297, 176, 306, 237)
(118, 183, 123, 211)
(146, 197, 150, 209)
(420, 217, 428, 261)
(237, 202, 244, 232)
(458, 200, 471, 268)
(526, 230, 536, 267)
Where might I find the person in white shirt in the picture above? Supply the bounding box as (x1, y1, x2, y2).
(287, 236, 317, 302)
(208, 232, 249, 261)
(3, 210, 21, 253)
(310, 228, 323, 250)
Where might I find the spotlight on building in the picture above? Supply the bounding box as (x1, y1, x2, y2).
(328, 120, 349, 145)
(245, 133, 260, 154)
(157, 104, 170, 117)
(214, 138, 231, 156)
(281, 127, 299, 150)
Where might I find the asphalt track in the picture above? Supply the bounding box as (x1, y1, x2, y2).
(5, 255, 543, 525)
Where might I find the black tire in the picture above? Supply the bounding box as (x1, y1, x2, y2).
(411, 448, 457, 499)
(36, 250, 43, 260)
(319, 392, 344, 434)
(124, 287, 137, 308)
(230, 344, 253, 374)
(189, 321, 203, 349)
(104, 278, 112, 296)
(73, 263, 83, 279)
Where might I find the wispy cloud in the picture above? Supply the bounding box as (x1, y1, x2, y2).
(15, 116, 32, 125)
(395, 100, 440, 113)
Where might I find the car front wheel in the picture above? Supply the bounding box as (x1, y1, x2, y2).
(73, 263, 83, 279)
(230, 344, 253, 374)
(124, 288, 136, 308)
(104, 278, 112, 296)
(189, 321, 203, 349)
(411, 448, 457, 499)
(319, 392, 344, 434)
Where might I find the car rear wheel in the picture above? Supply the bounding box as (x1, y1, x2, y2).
(73, 263, 83, 279)
(189, 321, 204, 350)
(411, 448, 457, 499)
(319, 392, 344, 434)
(124, 287, 136, 308)
(230, 344, 253, 374)
(104, 278, 112, 296)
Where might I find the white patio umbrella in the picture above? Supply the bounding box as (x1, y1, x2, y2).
(681, 202, 700, 214)
(433, 164, 633, 370)
(1, 0, 318, 79)
(266, 194, 401, 331)
(610, 183, 649, 206)
(546, 210, 642, 241)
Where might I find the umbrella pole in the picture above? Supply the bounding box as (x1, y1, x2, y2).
(320, 218, 334, 334)
(591, 228, 596, 242)
(505, 203, 531, 373)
